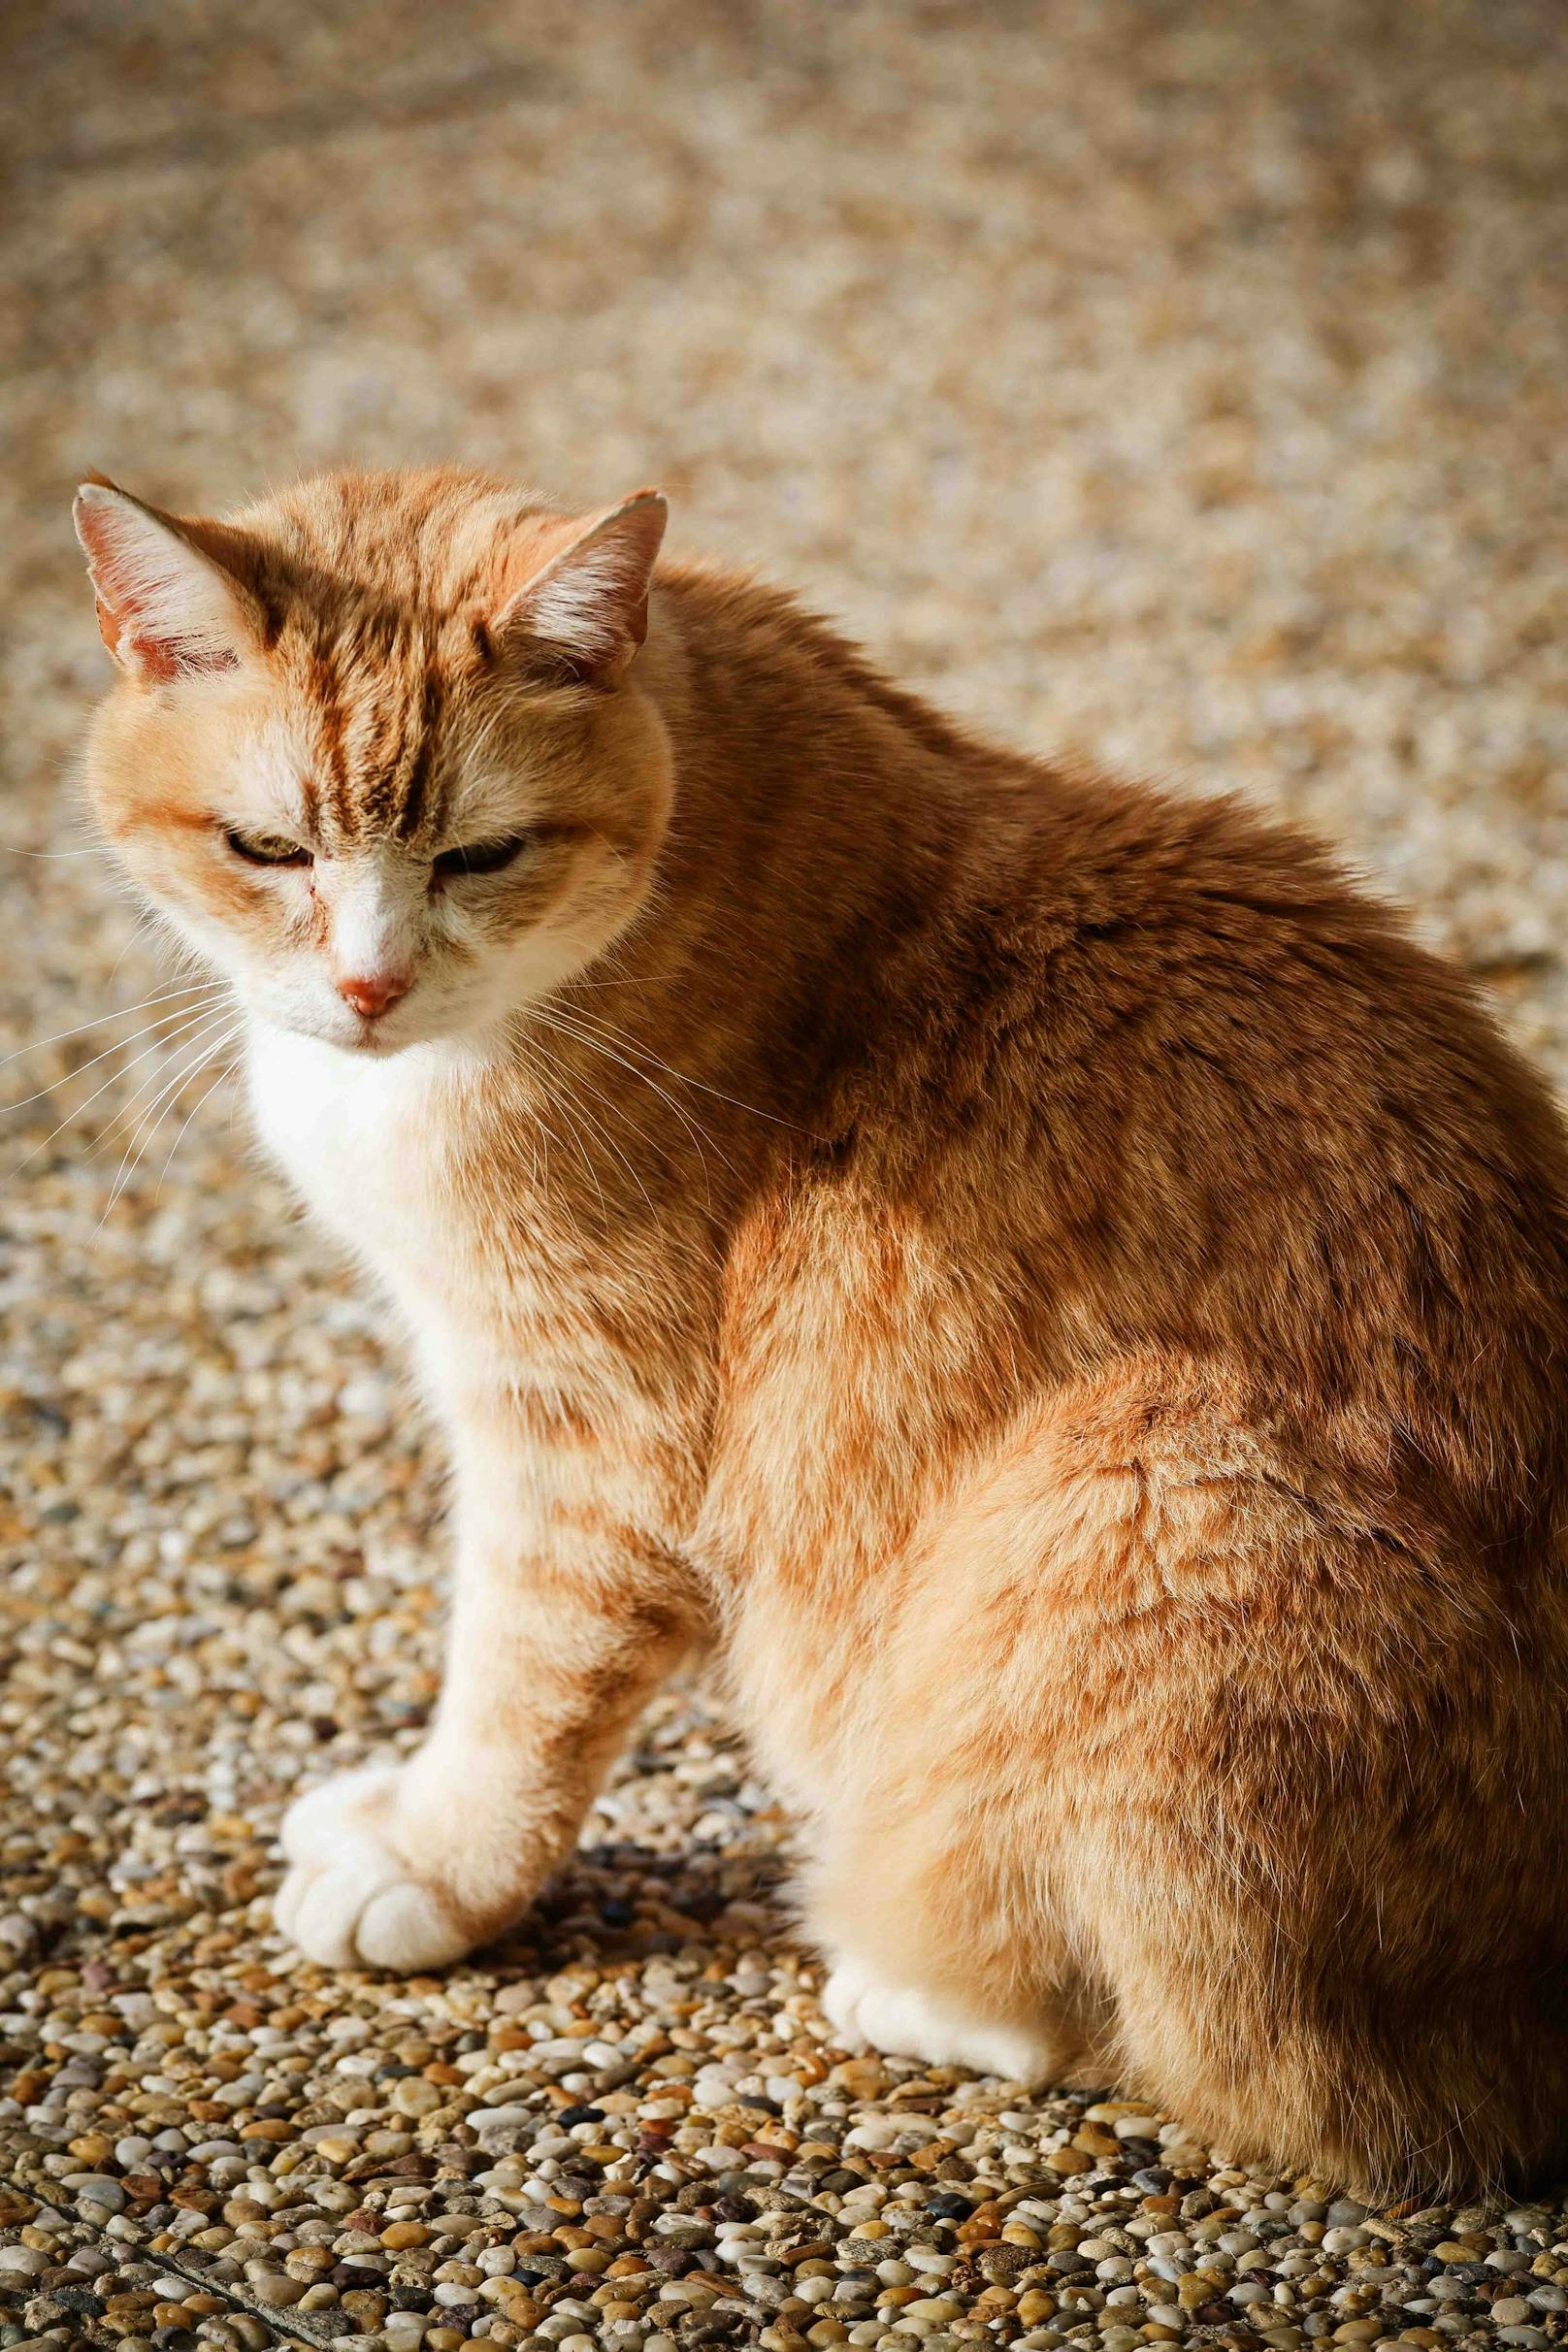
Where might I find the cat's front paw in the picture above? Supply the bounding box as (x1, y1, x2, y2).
(275, 1765, 475, 1972)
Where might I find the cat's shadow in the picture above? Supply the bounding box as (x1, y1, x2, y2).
(478, 1834, 805, 1979)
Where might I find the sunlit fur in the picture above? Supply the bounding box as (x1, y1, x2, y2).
(79, 465, 1568, 2201)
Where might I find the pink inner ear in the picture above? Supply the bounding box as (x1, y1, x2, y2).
(130, 626, 212, 684)
(76, 487, 248, 681)
(92, 595, 125, 666)
(87, 582, 190, 686)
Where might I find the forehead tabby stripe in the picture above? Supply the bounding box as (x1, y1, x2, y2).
(393, 667, 443, 842)
(307, 646, 348, 836)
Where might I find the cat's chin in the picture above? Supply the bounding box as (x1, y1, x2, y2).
(328, 1024, 446, 1060)
(246, 1008, 428, 1059)
(339, 1022, 408, 1056)
(262, 1007, 491, 1061)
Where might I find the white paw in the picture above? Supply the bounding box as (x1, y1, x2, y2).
(276, 1765, 473, 1972)
(821, 1953, 875, 2039)
(822, 1957, 1056, 2084)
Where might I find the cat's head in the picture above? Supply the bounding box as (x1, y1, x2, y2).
(74, 467, 674, 1056)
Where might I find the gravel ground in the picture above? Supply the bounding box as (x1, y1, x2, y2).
(4, 4, 1568, 2350)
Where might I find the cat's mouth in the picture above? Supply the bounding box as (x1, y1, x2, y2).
(345, 1018, 404, 1054)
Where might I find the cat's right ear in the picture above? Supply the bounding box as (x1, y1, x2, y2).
(73, 475, 265, 685)
(488, 491, 669, 689)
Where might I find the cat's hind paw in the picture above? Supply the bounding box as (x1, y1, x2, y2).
(822, 1955, 1058, 2085)
(276, 1766, 473, 1972)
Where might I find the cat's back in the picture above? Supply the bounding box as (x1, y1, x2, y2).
(875, 760, 1565, 1210)
(850, 763, 1568, 1539)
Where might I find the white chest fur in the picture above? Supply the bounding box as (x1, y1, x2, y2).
(249, 1026, 436, 1247)
(245, 1025, 504, 1386)
(245, 1025, 670, 1504)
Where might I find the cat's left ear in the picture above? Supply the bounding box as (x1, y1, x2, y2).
(73, 474, 266, 685)
(491, 491, 668, 687)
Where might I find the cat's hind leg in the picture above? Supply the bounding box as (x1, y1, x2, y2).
(804, 1356, 1568, 2193)
(805, 1787, 1106, 2090)
(820, 1952, 1073, 2084)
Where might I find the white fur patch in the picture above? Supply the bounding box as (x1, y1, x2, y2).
(245, 1024, 530, 1404)
(276, 1766, 472, 1971)
(822, 1956, 1059, 2084)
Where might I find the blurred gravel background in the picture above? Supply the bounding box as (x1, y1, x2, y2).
(2, 5, 1567, 2351)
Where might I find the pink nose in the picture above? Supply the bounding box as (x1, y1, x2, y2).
(337, 970, 411, 1019)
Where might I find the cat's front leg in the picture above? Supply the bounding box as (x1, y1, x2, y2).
(275, 1413, 701, 1970)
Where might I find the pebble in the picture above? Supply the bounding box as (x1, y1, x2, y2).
(246, 2274, 305, 2307)
(63, 2175, 125, 2212)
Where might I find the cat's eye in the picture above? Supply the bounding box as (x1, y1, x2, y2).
(432, 833, 533, 879)
(224, 827, 311, 867)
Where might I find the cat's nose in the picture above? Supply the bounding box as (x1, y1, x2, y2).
(336, 970, 411, 1020)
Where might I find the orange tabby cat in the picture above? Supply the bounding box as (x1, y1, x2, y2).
(75, 465, 1568, 2198)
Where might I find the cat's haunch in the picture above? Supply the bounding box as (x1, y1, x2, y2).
(78, 463, 1568, 2200)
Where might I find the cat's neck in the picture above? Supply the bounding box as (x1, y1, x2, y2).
(521, 570, 1013, 1133)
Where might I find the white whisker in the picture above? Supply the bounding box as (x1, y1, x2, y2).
(532, 1007, 730, 1207)
(9, 999, 235, 1179)
(520, 1105, 588, 1257)
(153, 1053, 245, 1197)
(98, 1018, 244, 1223)
(0, 992, 227, 1116)
(552, 995, 809, 1132)
(94, 1013, 242, 1189)
(539, 1086, 610, 1229)
(0, 842, 114, 860)
(0, 980, 220, 1074)
(551, 1064, 654, 1219)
